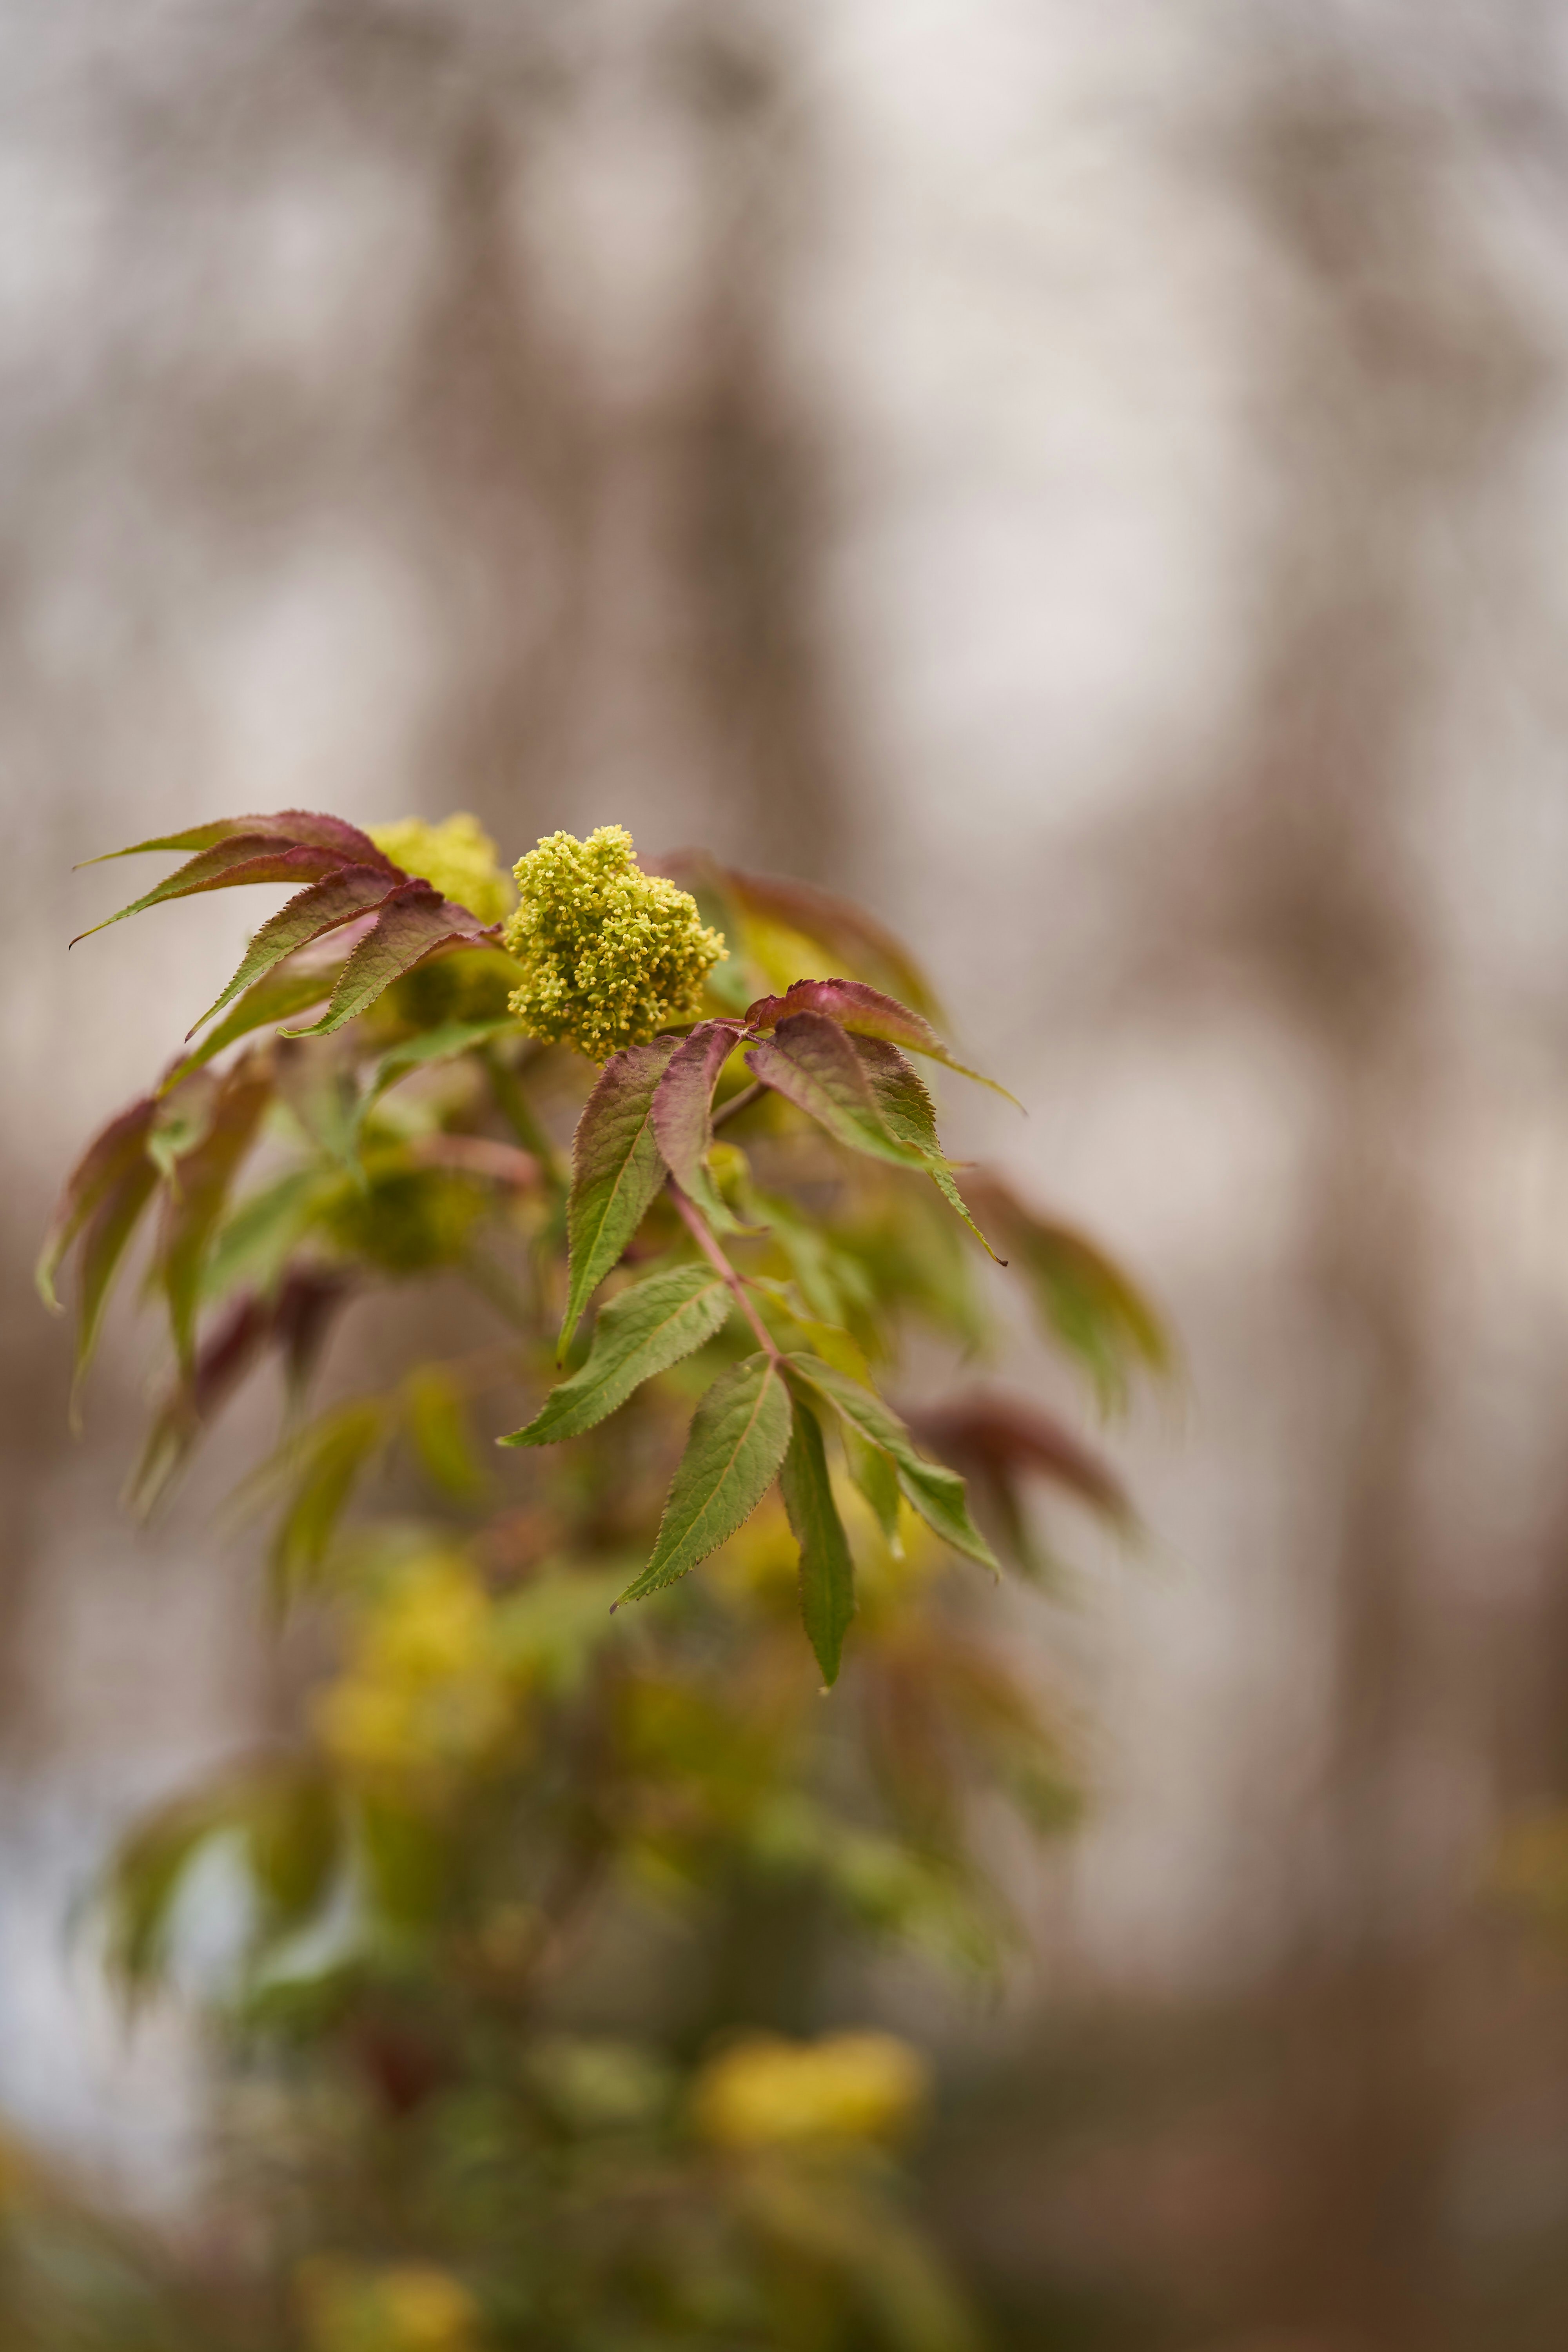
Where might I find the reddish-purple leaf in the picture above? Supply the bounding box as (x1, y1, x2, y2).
(747, 976, 1016, 1105)
(851, 1035, 1004, 1263)
(187, 866, 405, 1036)
(36, 1095, 157, 1311)
(73, 838, 357, 944)
(81, 810, 396, 871)
(721, 867, 940, 1019)
(650, 1019, 745, 1230)
(562, 1033, 682, 1352)
(909, 1392, 1132, 1528)
(73, 1154, 160, 1401)
(745, 1011, 931, 1171)
(280, 885, 493, 1039)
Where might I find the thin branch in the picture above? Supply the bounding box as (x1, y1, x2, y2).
(668, 1181, 782, 1363)
(711, 1078, 765, 1133)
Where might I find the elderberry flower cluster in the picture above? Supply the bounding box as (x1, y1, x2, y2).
(368, 813, 512, 925)
(503, 825, 726, 1061)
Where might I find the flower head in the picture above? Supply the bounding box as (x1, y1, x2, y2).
(691, 2031, 927, 2151)
(368, 814, 512, 925)
(503, 825, 726, 1061)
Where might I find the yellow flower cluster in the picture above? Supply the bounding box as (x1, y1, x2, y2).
(368, 814, 512, 925)
(691, 2031, 927, 2151)
(313, 1557, 520, 1785)
(502, 825, 726, 1062)
(299, 2258, 480, 2352)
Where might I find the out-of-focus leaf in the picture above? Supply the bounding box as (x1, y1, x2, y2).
(187, 866, 404, 1033)
(617, 1353, 791, 1604)
(748, 977, 1015, 1104)
(359, 1014, 517, 1126)
(964, 1173, 1171, 1412)
(650, 1019, 746, 1231)
(911, 1392, 1131, 1528)
(561, 1034, 680, 1353)
(721, 865, 940, 1018)
(275, 1036, 363, 1171)
(282, 884, 493, 1039)
(36, 1094, 156, 1311)
(265, 1397, 390, 1593)
(163, 960, 342, 1091)
(502, 1264, 731, 1447)
(786, 1355, 999, 1574)
(73, 1155, 159, 1397)
(852, 1036, 1005, 1263)
(747, 1277, 872, 1382)
(202, 1168, 341, 1307)
(402, 1365, 488, 1503)
(746, 1013, 931, 1171)
(158, 1057, 272, 1370)
(779, 1393, 855, 1686)
(102, 1789, 232, 1994)
(146, 1069, 221, 1183)
(844, 1423, 903, 1552)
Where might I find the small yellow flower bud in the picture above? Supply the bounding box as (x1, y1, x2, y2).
(502, 825, 726, 1062)
(691, 2030, 927, 2150)
(368, 815, 512, 926)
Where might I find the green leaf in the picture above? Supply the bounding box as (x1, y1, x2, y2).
(146, 1070, 220, 1183)
(201, 1170, 341, 1307)
(744, 1012, 932, 1171)
(265, 1397, 389, 1595)
(162, 962, 342, 1092)
(965, 1174, 1171, 1412)
(73, 837, 359, 944)
(748, 976, 1017, 1105)
(616, 1353, 791, 1604)
(786, 1355, 999, 1574)
(561, 1033, 681, 1353)
(358, 1014, 519, 1127)
(37, 1095, 156, 1311)
(843, 1423, 903, 1553)
(851, 1036, 1005, 1262)
(779, 1394, 856, 1686)
(650, 1019, 746, 1231)
(502, 1264, 731, 1446)
(281, 885, 492, 1038)
(159, 1059, 272, 1369)
(185, 866, 403, 1035)
(402, 1365, 488, 1502)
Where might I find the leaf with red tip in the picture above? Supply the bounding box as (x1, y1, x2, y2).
(280, 885, 492, 1039)
(561, 1034, 681, 1352)
(81, 810, 394, 870)
(911, 1392, 1132, 1533)
(745, 1012, 932, 1171)
(747, 977, 1016, 1105)
(650, 1020, 746, 1231)
(187, 866, 405, 1036)
(73, 1155, 160, 1399)
(36, 1095, 157, 1311)
(73, 838, 357, 944)
(722, 867, 940, 1018)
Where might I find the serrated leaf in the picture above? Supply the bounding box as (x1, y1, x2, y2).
(37, 1094, 156, 1310)
(745, 1012, 932, 1171)
(281, 885, 492, 1038)
(402, 1365, 488, 1502)
(81, 809, 395, 870)
(561, 1034, 681, 1353)
(159, 1058, 272, 1369)
(73, 837, 361, 944)
(503, 1264, 731, 1446)
(851, 1036, 1005, 1263)
(650, 1020, 746, 1232)
(748, 977, 1016, 1105)
(780, 1394, 856, 1686)
(786, 1355, 999, 1574)
(616, 1353, 791, 1604)
(163, 962, 343, 1092)
(187, 866, 404, 1035)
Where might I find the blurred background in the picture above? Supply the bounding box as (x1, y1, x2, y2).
(7, 0, 1568, 2344)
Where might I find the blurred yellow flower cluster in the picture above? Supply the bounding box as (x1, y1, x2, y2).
(369, 813, 513, 926)
(299, 2258, 480, 2352)
(313, 1556, 521, 1786)
(691, 2031, 927, 2151)
(503, 825, 726, 1061)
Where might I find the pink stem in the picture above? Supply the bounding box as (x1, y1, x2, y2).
(668, 1182, 782, 1364)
